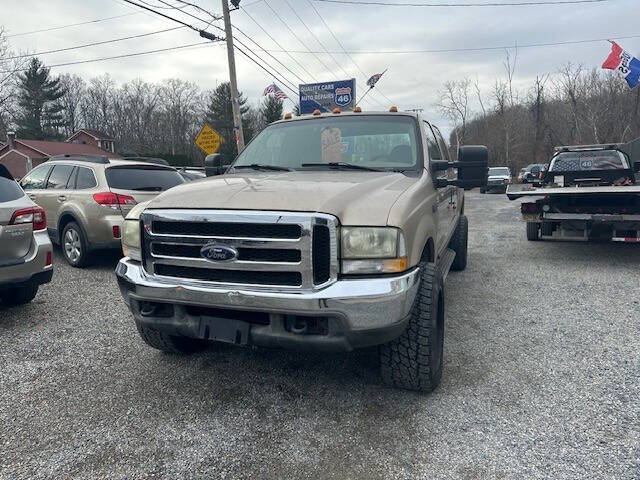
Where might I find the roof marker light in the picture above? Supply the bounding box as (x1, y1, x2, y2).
(283, 112, 292, 119)
(389, 105, 398, 112)
(333, 107, 341, 114)
(312, 109, 321, 116)
(353, 106, 362, 112)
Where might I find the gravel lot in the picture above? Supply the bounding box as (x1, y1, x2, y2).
(1, 191, 639, 479)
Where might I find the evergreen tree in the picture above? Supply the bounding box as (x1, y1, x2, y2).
(16, 58, 66, 139)
(204, 82, 253, 161)
(261, 95, 283, 125)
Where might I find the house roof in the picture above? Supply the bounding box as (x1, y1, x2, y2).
(66, 129, 114, 141)
(14, 139, 120, 158)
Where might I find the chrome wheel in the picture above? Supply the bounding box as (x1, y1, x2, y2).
(64, 228, 82, 263)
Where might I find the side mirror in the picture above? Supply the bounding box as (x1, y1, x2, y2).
(430, 146, 489, 189)
(455, 146, 488, 189)
(204, 153, 225, 177)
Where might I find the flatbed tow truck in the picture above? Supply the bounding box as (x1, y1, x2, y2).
(507, 143, 640, 242)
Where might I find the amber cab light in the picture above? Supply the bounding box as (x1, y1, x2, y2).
(10, 206, 47, 231)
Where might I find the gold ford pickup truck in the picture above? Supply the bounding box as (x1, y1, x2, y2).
(116, 110, 488, 392)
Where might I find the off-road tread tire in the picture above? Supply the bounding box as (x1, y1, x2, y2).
(479, 187, 486, 194)
(1, 283, 39, 306)
(540, 221, 555, 237)
(136, 322, 207, 354)
(379, 262, 444, 392)
(62, 221, 90, 268)
(526, 222, 540, 241)
(449, 214, 468, 271)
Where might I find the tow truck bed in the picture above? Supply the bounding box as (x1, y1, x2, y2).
(506, 184, 640, 200)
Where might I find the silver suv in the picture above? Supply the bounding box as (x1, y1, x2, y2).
(20, 155, 184, 267)
(0, 165, 53, 306)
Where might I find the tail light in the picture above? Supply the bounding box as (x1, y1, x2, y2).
(93, 192, 137, 210)
(10, 206, 47, 231)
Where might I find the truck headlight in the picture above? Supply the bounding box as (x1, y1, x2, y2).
(341, 227, 407, 274)
(121, 202, 149, 261)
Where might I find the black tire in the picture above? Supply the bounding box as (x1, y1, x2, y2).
(380, 262, 444, 392)
(540, 221, 555, 237)
(449, 214, 468, 271)
(526, 222, 540, 241)
(61, 221, 90, 267)
(479, 187, 486, 194)
(135, 322, 207, 354)
(1, 282, 39, 306)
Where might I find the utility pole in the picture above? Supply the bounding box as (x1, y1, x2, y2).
(221, 0, 245, 153)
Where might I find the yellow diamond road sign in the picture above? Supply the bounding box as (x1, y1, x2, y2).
(195, 124, 223, 155)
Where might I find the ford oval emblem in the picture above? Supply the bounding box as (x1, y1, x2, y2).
(200, 244, 238, 262)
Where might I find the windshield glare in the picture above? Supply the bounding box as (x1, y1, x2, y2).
(233, 116, 420, 171)
(489, 168, 510, 176)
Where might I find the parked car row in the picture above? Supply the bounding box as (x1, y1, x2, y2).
(6, 155, 202, 269)
(0, 165, 53, 306)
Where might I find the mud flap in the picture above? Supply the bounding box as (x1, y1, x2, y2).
(198, 316, 250, 345)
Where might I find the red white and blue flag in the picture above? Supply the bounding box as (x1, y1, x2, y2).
(263, 83, 288, 100)
(602, 41, 640, 89)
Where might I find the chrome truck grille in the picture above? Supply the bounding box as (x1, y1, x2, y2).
(140, 210, 338, 291)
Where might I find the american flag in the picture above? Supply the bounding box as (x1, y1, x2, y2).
(263, 83, 288, 100)
(366, 72, 384, 87)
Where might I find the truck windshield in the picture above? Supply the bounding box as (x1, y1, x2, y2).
(233, 116, 420, 171)
(489, 168, 510, 176)
(550, 150, 629, 171)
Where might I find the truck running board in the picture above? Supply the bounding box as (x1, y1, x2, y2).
(438, 248, 456, 282)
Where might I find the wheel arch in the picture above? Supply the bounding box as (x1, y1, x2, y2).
(58, 211, 88, 244)
(420, 237, 435, 263)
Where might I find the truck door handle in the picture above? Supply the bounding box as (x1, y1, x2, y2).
(432, 203, 438, 212)
(29, 194, 37, 200)
(57, 195, 66, 202)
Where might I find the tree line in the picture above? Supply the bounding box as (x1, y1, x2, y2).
(437, 52, 640, 172)
(0, 38, 285, 165)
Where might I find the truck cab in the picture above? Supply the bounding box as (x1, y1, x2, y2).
(116, 109, 487, 391)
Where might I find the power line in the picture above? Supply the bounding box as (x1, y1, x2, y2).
(155, 0, 221, 23)
(263, 0, 335, 76)
(311, 0, 612, 6)
(121, 0, 222, 41)
(0, 42, 219, 74)
(232, 23, 308, 84)
(240, 5, 317, 82)
(137, 0, 187, 9)
(259, 33, 640, 54)
(234, 43, 299, 98)
(305, 0, 394, 106)
(5, 12, 140, 38)
(4, 27, 185, 61)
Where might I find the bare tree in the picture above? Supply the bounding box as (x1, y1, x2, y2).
(58, 74, 86, 138)
(436, 78, 471, 150)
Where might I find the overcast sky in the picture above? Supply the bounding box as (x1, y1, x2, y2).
(3, 0, 638, 132)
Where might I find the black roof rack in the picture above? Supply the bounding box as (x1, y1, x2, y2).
(554, 143, 622, 153)
(123, 156, 170, 166)
(49, 154, 110, 164)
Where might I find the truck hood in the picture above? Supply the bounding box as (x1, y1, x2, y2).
(148, 170, 419, 225)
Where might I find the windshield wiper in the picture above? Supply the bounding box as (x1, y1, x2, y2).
(233, 164, 293, 172)
(301, 162, 382, 172)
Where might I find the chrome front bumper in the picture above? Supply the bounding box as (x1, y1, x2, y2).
(116, 258, 420, 350)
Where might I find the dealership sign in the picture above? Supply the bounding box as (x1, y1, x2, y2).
(299, 79, 356, 114)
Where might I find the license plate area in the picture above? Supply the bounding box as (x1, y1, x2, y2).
(522, 214, 541, 222)
(198, 316, 251, 345)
